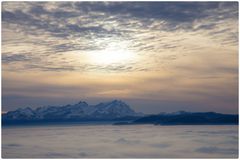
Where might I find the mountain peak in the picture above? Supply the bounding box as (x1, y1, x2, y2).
(172, 110, 190, 115)
(78, 101, 88, 105)
(111, 99, 124, 104)
(16, 107, 34, 113)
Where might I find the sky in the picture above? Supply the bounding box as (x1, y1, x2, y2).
(2, 2, 238, 114)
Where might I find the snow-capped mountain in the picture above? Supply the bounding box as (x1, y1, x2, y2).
(2, 100, 143, 122)
(3, 107, 36, 120)
(92, 100, 139, 118)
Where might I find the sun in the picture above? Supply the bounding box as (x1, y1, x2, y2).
(87, 42, 135, 65)
(90, 49, 134, 65)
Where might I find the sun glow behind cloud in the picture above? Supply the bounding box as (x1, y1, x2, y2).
(82, 40, 136, 65)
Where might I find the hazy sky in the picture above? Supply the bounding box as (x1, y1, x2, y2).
(2, 2, 238, 114)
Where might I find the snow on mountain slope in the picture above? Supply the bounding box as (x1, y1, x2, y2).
(2, 100, 142, 121)
(3, 107, 36, 120)
(92, 100, 138, 118)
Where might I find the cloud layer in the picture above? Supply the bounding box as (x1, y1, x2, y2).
(2, 124, 238, 158)
(2, 2, 238, 72)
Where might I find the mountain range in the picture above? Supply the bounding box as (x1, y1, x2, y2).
(2, 100, 143, 124)
(2, 100, 238, 125)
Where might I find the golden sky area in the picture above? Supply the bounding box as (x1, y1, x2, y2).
(2, 2, 238, 113)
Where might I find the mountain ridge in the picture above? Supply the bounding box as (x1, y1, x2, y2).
(132, 111, 238, 125)
(2, 100, 143, 124)
(2, 100, 238, 125)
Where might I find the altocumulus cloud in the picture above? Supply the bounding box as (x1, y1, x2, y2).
(2, 2, 238, 72)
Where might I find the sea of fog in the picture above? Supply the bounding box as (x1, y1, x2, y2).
(2, 124, 238, 158)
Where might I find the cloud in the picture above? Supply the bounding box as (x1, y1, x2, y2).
(2, 54, 31, 63)
(2, 124, 238, 158)
(44, 152, 69, 158)
(78, 152, 88, 157)
(3, 144, 22, 147)
(2, 2, 238, 60)
(151, 143, 170, 148)
(195, 146, 238, 155)
(197, 130, 238, 135)
(115, 138, 141, 145)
